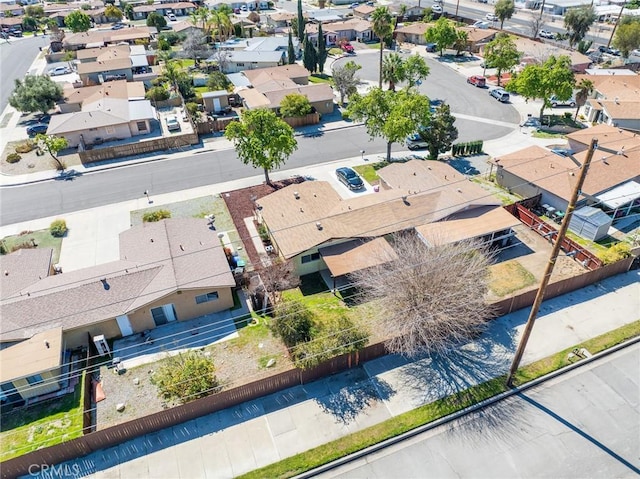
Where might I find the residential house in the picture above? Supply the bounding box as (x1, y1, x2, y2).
(0, 218, 236, 355)
(256, 160, 517, 278)
(491, 127, 640, 218)
(388, 3, 428, 21)
(0, 15, 21, 29)
(266, 11, 295, 31)
(353, 4, 376, 20)
(507, 37, 592, 72)
(171, 20, 202, 36)
(579, 73, 640, 132)
(59, 80, 146, 113)
(0, 3, 23, 18)
(305, 18, 374, 45)
(459, 26, 498, 53)
(132, 2, 197, 19)
(237, 64, 335, 114)
(47, 84, 156, 147)
(63, 27, 154, 51)
(75, 44, 152, 85)
(394, 22, 429, 45)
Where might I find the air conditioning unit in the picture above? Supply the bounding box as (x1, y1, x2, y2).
(93, 335, 111, 356)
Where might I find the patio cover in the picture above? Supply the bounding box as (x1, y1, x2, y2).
(596, 181, 640, 209)
(415, 206, 520, 246)
(319, 238, 397, 278)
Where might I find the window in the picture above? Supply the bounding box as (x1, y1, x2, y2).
(195, 291, 219, 304)
(137, 121, 147, 131)
(105, 126, 115, 134)
(236, 62, 245, 67)
(301, 252, 320, 264)
(26, 374, 44, 385)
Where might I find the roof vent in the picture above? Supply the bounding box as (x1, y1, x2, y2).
(316, 222, 323, 230)
(294, 191, 300, 199)
(45, 341, 50, 349)
(3, 270, 7, 276)
(180, 244, 185, 251)
(300, 207, 304, 213)
(457, 188, 462, 193)
(150, 238, 154, 242)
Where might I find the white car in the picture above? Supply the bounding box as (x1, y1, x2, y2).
(485, 13, 498, 22)
(631, 49, 640, 57)
(539, 29, 554, 39)
(167, 13, 177, 21)
(432, 4, 443, 13)
(165, 115, 181, 131)
(472, 20, 489, 29)
(48, 66, 72, 76)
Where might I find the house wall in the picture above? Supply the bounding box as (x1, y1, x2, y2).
(225, 60, 282, 74)
(12, 367, 62, 400)
(495, 167, 569, 210)
(63, 123, 132, 148)
(58, 103, 82, 114)
(64, 318, 121, 349)
(128, 118, 151, 135)
(310, 99, 334, 115)
(202, 94, 230, 113)
(291, 238, 355, 276)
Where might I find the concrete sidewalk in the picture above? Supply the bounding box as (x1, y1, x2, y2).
(33, 270, 638, 479)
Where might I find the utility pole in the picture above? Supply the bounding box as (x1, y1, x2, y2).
(606, 3, 625, 49)
(506, 138, 598, 387)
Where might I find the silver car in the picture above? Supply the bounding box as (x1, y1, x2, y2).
(48, 66, 72, 76)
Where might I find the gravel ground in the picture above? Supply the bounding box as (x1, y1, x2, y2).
(1, 140, 81, 175)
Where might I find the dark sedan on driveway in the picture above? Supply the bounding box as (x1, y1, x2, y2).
(336, 167, 364, 190)
(27, 123, 48, 136)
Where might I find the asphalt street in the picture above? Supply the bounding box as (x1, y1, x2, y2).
(0, 35, 49, 112)
(317, 344, 640, 479)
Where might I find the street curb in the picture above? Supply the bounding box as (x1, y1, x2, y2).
(295, 336, 640, 479)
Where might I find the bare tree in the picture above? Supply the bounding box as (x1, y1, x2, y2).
(350, 234, 495, 357)
(208, 50, 231, 73)
(259, 259, 300, 307)
(180, 30, 210, 63)
(528, 13, 544, 40)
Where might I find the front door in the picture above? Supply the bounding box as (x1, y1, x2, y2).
(213, 98, 221, 113)
(116, 315, 134, 336)
(150, 304, 177, 326)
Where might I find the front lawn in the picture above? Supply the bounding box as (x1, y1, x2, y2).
(0, 372, 86, 461)
(1, 228, 63, 264)
(353, 161, 388, 184)
(489, 260, 536, 297)
(309, 73, 332, 84)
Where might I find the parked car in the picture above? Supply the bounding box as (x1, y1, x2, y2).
(432, 4, 443, 13)
(549, 95, 576, 107)
(336, 167, 364, 190)
(341, 42, 355, 54)
(485, 13, 498, 22)
(406, 133, 429, 151)
(165, 115, 181, 131)
(167, 13, 177, 21)
(349, 2, 360, 8)
(241, 5, 247, 11)
(472, 21, 489, 29)
(539, 29, 554, 39)
(425, 42, 437, 52)
(489, 88, 510, 102)
(111, 23, 125, 30)
(521, 117, 541, 128)
(48, 66, 72, 76)
(27, 123, 48, 137)
(366, 1, 375, 5)
(632, 49, 640, 57)
(8, 28, 22, 37)
(598, 45, 620, 56)
(477, 0, 488, 3)
(467, 75, 486, 87)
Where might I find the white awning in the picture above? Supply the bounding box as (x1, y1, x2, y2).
(596, 181, 640, 209)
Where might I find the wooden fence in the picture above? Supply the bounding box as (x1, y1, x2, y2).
(282, 112, 320, 128)
(78, 132, 199, 164)
(196, 116, 237, 134)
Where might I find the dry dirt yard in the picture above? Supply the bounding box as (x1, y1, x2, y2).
(1, 140, 81, 176)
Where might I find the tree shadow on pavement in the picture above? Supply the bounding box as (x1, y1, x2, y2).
(314, 376, 395, 425)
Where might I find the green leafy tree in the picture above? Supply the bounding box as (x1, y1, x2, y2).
(425, 17, 457, 56)
(576, 39, 593, 54)
(22, 16, 39, 32)
(150, 351, 218, 404)
(207, 71, 232, 91)
(302, 34, 317, 73)
(271, 299, 313, 348)
(35, 134, 68, 170)
(564, 6, 597, 48)
(483, 33, 521, 86)
(176, 76, 195, 100)
(9, 75, 63, 115)
(211, 8, 233, 44)
(280, 93, 312, 117)
(145, 85, 170, 101)
(347, 88, 432, 161)
(124, 3, 134, 20)
(316, 22, 328, 73)
(371, 7, 394, 88)
(287, 30, 296, 64)
(297, 0, 305, 42)
(104, 5, 123, 21)
(613, 16, 640, 58)
(332, 60, 361, 104)
(574, 77, 593, 120)
(494, 0, 515, 30)
(403, 54, 430, 88)
(147, 12, 167, 29)
(25, 5, 45, 18)
(418, 102, 458, 160)
(225, 108, 298, 185)
(64, 11, 91, 33)
(506, 55, 575, 119)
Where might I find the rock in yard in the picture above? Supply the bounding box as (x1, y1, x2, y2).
(116, 403, 126, 412)
(133, 378, 140, 385)
(266, 358, 276, 368)
(204, 351, 211, 357)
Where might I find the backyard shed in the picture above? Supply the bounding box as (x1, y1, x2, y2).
(568, 206, 612, 241)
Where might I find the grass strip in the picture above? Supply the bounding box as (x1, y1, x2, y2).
(238, 320, 640, 479)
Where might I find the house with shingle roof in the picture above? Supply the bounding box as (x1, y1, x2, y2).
(0, 219, 236, 402)
(63, 26, 154, 51)
(579, 73, 640, 132)
(257, 160, 517, 277)
(491, 127, 640, 218)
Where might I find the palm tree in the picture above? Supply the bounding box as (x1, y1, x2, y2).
(382, 53, 404, 91)
(371, 7, 394, 89)
(574, 78, 593, 120)
(211, 9, 232, 44)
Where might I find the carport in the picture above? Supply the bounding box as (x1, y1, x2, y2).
(318, 238, 398, 292)
(596, 181, 640, 219)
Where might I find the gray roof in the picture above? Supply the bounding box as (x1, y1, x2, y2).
(227, 72, 252, 88)
(228, 50, 284, 63)
(244, 36, 297, 52)
(0, 248, 53, 301)
(201, 90, 229, 99)
(1, 219, 235, 342)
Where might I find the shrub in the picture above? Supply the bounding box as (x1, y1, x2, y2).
(257, 222, 270, 242)
(6, 153, 21, 163)
(0, 242, 7, 255)
(270, 299, 313, 348)
(599, 242, 632, 265)
(50, 219, 67, 237)
(142, 209, 171, 222)
(15, 141, 35, 154)
(150, 351, 218, 404)
(146, 86, 170, 102)
(11, 241, 37, 252)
